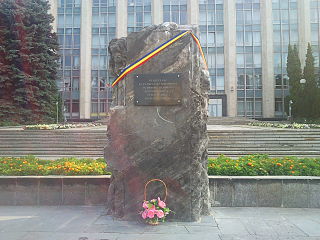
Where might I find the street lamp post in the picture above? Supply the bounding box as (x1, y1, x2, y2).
(56, 101, 59, 124)
(288, 100, 293, 121)
(300, 78, 306, 85)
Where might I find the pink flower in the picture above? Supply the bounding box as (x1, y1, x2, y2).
(141, 210, 148, 219)
(149, 204, 155, 211)
(147, 209, 155, 218)
(158, 197, 166, 208)
(155, 210, 164, 218)
(142, 201, 149, 209)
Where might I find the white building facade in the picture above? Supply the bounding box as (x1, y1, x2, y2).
(48, 0, 320, 120)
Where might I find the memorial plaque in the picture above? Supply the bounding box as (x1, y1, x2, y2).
(134, 73, 182, 106)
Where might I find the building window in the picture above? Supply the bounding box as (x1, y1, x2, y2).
(91, 0, 116, 119)
(310, 1, 320, 72)
(57, 0, 81, 119)
(273, 0, 298, 117)
(199, 0, 225, 96)
(128, 0, 152, 33)
(208, 99, 223, 117)
(236, 0, 262, 118)
(163, 0, 187, 24)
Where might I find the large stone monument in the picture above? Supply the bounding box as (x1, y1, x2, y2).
(105, 23, 210, 221)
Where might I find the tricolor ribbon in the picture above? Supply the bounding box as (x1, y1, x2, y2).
(112, 30, 208, 87)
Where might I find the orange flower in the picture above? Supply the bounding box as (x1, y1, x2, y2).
(276, 163, 282, 166)
(247, 162, 253, 166)
(291, 171, 295, 174)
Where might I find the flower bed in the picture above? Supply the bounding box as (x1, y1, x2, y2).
(208, 154, 320, 176)
(23, 123, 102, 130)
(1, 155, 320, 176)
(248, 122, 320, 129)
(0, 156, 109, 175)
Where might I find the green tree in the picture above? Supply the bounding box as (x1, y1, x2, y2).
(303, 43, 320, 119)
(0, 0, 59, 124)
(287, 44, 303, 118)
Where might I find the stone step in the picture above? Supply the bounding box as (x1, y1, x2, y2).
(0, 155, 103, 160)
(0, 146, 104, 150)
(208, 155, 320, 159)
(207, 117, 256, 125)
(208, 144, 320, 149)
(0, 138, 106, 141)
(208, 148, 319, 152)
(0, 139, 106, 143)
(209, 141, 320, 145)
(208, 150, 320, 155)
(0, 138, 105, 141)
(208, 145, 320, 151)
(0, 144, 106, 148)
(209, 134, 320, 137)
(0, 150, 103, 155)
(209, 136, 320, 141)
(207, 130, 320, 134)
(209, 135, 320, 138)
(0, 134, 106, 137)
(0, 131, 107, 135)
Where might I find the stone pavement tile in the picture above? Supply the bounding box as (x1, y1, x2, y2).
(0, 216, 39, 233)
(143, 224, 189, 234)
(269, 208, 308, 215)
(264, 219, 308, 237)
(212, 207, 269, 219)
(184, 225, 219, 233)
(286, 217, 320, 237)
(116, 233, 221, 240)
(276, 237, 320, 240)
(84, 224, 146, 234)
(219, 234, 278, 240)
(21, 232, 119, 240)
(93, 215, 115, 225)
(0, 231, 28, 240)
(26, 209, 97, 232)
(215, 218, 250, 235)
(176, 215, 218, 227)
(55, 212, 102, 233)
(240, 218, 278, 236)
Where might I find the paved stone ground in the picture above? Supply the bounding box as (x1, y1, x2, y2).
(0, 206, 320, 240)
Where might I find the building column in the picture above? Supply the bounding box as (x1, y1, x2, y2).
(298, 0, 311, 67)
(261, 0, 275, 118)
(224, 0, 237, 117)
(79, 0, 92, 119)
(116, 0, 127, 38)
(48, 0, 57, 32)
(187, 0, 199, 25)
(152, 0, 163, 24)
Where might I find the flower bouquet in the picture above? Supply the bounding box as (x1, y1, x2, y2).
(141, 179, 172, 225)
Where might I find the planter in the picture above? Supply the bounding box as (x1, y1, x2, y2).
(0, 175, 320, 208)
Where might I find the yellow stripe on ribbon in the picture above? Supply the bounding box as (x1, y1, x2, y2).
(112, 30, 208, 87)
(190, 33, 208, 70)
